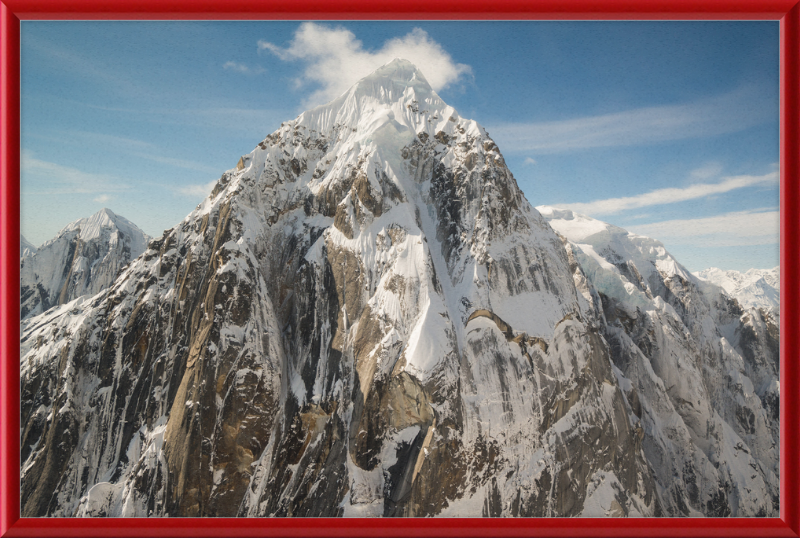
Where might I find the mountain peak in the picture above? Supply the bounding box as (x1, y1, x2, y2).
(51, 208, 150, 255)
(20, 209, 151, 319)
(85, 207, 118, 228)
(346, 58, 434, 105)
(285, 58, 453, 139)
(359, 58, 431, 88)
(233, 59, 485, 191)
(95, 207, 117, 218)
(537, 205, 629, 243)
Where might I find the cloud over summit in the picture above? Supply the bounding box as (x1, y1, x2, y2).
(259, 23, 472, 107)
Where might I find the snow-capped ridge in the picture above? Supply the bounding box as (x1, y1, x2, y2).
(539, 206, 779, 517)
(537, 205, 692, 283)
(54, 208, 149, 254)
(298, 58, 442, 129)
(537, 206, 629, 244)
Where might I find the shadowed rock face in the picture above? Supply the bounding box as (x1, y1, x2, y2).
(20, 60, 776, 518)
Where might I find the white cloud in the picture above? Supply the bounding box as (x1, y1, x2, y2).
(22, 152, 130, 194)
(487, 85, 775, 154)
(33, 130, 222, 175)
(223, 61, 264, 75)
(523, 157, 537, 165)
(628, 208, 778, 248)
(557, 171, 778, 216)
(259, 23, 472, 107)
(625, 213, 652, 221)
(177, 180, 217, 198)
(689, 162, 723, 181)
(93, 194, 111, 203)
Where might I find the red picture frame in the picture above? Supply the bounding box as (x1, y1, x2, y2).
(1, 1, 798, 536)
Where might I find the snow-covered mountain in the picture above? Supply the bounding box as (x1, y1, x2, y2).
(19, 60, 778, 518)
(20, 235, 37, 258)
(538, 206, 779, 516)
(695, 267, 779, 319)
(20, 208, 150, 319)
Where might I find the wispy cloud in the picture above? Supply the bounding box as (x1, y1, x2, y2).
(177, 180, 217, 198)
(93, 194, 111, 203)
(25, 37, 152, 99)
(689, 162, 724, 181)
(49, 129, 158, 150)
(523, 157, 537, 166)
(33, 129, 222, 174)
(556, 171, 778, 216)
(223, 61, 265, 75)
(259, 23, 472, 107)
(628, 208, 778, 248)
(84, 102, 282, 137)
(130, 152, 221, 174)
(487, 85, 775, 154)
(26, 94, 285, 140)
(22, 152, 130, 194)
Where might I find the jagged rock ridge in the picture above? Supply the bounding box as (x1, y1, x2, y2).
(20, 60, 777, 518)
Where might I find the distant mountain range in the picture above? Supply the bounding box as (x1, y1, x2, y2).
(695, 266, 779, 319)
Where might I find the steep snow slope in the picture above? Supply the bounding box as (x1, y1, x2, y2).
(20, 208, 150, 319)
(19, 61, 776, 518)
(539, 206, 780, 516)
(21, 235, 37, 258)
(695, 267, 779, 318)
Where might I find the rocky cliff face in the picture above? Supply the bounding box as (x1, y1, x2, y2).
(20, 60, 777, 518)
(20, 208, 150, 320)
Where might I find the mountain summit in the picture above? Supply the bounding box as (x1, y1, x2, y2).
(292, 58, 454, 135)
(20, 61, 778, 518)
(20, 208, 150, 319)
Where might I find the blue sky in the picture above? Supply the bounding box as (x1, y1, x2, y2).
(20, 21, 779, 271)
